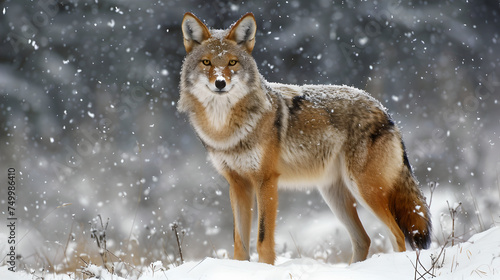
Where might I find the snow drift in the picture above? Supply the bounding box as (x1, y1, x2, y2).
(2, 226, 499, 280)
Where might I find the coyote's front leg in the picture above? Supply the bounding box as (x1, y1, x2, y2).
(227, 171, 254, 261)
(255, 174, 279, 264)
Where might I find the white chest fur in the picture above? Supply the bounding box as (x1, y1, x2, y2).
(209, 145, 264, 173)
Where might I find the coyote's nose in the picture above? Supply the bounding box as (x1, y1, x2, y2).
(215, 79, 226, 90)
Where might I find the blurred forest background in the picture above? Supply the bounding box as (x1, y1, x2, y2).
(1, 0, 499, 272)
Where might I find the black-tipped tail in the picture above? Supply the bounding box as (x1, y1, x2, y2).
(391, 156, 432, 250)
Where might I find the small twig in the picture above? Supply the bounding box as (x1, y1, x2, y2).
(79, 256, 89, 266)
(171, 223, 184, 264)
(413, 249, 419, 280)
(208, 238, 220, 259)
(408, 252, 424, 280)
(446, 201, 462, 247)
(90, 215, 110, 270)
(428, 181, 438, 209)
(62, 222, 75, 264)
(417, 251, 436, 279)
(409, 228, 450, 279)
(409, 249, 436, 280)
(432, 239, 449, 273)
(289, 231, 302, 258)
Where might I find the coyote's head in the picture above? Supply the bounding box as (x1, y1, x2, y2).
(180, 13, 260, 96)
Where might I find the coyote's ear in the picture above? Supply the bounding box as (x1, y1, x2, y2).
(226, 13, 257, 53)
(182, 12, 211, 53)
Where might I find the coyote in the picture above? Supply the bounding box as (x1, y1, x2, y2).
(178, 12, 431, 264)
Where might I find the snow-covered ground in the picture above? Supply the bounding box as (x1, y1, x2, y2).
(2, 226, 499, 280)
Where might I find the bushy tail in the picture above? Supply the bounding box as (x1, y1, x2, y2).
(390, 158, 432, 250)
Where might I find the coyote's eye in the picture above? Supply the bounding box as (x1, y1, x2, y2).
(228, 60, 238, 66)
(202, 59, 211, 66)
